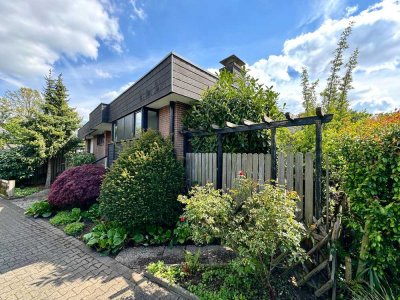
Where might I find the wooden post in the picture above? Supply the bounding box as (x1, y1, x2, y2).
(271, 128, 277, 183)
(315, 120, 322, 219)
(216, 133, 223, 189)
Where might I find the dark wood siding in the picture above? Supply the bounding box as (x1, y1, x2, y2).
(172, 55, 217, 100)
(109, 56, 173, 122)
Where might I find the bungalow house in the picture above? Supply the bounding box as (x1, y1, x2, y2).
(77, 52, 245, 166)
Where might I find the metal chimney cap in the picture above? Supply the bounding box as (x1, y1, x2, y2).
(219, 55, 245, 67)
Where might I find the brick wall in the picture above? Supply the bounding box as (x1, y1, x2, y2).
(159, 105, 169, 139)
(174, 102, 190, 160)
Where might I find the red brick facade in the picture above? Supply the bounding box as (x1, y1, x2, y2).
(174, 102, 190, 159)
(158, 105, 169, 139)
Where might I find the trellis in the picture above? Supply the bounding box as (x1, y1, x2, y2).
(182, 107, 333, 220)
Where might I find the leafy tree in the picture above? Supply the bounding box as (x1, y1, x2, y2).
(31, 72, 80, 187)
(183, 69, 282, 153)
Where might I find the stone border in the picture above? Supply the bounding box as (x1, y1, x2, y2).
(0, 179, 15, 198)
(144, 271, 199, 300)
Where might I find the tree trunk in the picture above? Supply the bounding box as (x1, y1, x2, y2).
(45, 158, 52, 188)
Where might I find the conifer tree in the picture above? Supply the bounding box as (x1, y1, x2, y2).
(338, 48, 359, 112)
(34, 72, 80, 187)
(321, 22, 354, 112)
(301, 67, 319, 115)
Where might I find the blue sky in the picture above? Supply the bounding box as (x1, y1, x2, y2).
(0, 0, 398, 122)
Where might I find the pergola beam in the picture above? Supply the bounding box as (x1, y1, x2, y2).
(184, 114, 333, 137)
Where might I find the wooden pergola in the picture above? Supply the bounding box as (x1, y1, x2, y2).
(183, 107, 333, 219)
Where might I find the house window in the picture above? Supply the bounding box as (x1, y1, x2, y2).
(97, 134, 105, 146)
(113, 110, 143, 142)
(147, 110, 158, 130)
(135, 111, 142, 137)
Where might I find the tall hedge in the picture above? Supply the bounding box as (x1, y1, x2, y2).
(98, 130, 185, 229)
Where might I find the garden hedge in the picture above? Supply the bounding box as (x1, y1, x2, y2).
(99, 130, 185, 229)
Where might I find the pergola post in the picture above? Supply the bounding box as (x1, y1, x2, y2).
(216, 133, 224, 189)
(271, 128, 277, 183)
(315, 120, 322, 219)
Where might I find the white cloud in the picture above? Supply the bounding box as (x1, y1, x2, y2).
(130, 0, 146, 20)
(345, 5, 358, 17)
(248, 0, 400, 114)
(0, 0, 123, 84)
(100, 81, 135, 102)
(95, 69, 113, 79)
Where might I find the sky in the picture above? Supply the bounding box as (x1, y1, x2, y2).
(0, 0, 399, 122)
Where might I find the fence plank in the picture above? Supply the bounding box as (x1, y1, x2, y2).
(287, 153, 294, 191)
(258, 154, 265, 185)
(186, 153, 191, 186)
(277, 152, 285, 186)
(242, 154, 248, 178)
(226, 153, 232, 189)
(196, 153, 201, 185)
(305, 152, 314, 226)
(246, 154, 253, 179)
(252, 154, 259, 182)
(231, 153, 237, 188)
(222, 153, 227, 190)
(207, 153, 214, 183)
(202, 153, 207, 186)
(295, 152, 304, 219)
(265, 154, 271, 183)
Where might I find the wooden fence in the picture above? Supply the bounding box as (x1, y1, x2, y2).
(186, 152, 316, 224)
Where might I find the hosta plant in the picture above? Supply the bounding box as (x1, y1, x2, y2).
(25, 200, 53, 218)
(83, 222, 127, 255)
(49, 208, 81, 226)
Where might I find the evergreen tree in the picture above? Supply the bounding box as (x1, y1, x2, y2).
(33, 72, 80, 187)
(338, 48, 359, 112)
(321, 22, 354, 112)
(300, 67, 318, 116)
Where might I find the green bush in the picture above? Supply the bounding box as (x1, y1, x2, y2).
(83, 222, 127, 254)
(64, 222, 85, 236)
(65, 152, 95, 167)
(336, 112, 400, 281)
(99, 130, 185, 229)
(131, 225, 173, 246)
(25, 200, 53, 218)
(0, 147, 40, 180)
(179, 178, 305, 291)
(147, 261, 183, 284)
(49, 208, 81, 226)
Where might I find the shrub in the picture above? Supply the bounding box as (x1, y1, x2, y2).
(49, 208, 81, 226)
(64, 222, 85, 236)
(179, 178, 305, 292)
(147, 261, 182, 284)
(25, 200, 53, 218)
(48, 164, 105, 209)
(336, 112, 400, 280)
(99, 130, 185, 229)
(83, 222, 127, 254)
(0, 147, 39, 180)
(66, 152, 95, 168)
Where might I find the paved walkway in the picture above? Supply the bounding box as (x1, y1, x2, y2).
(0, 198, 180, 300)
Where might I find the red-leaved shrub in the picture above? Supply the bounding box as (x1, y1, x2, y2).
(48, 164, 105, 209)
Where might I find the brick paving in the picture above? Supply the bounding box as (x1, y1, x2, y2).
(0, 198, 180, 300)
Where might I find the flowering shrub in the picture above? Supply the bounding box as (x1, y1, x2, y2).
(178, 178, 305, 291)
(48, 164, 105, 209)
(99, 130, 185, 229)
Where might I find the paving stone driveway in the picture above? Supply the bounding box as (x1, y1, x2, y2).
(0, 198, 180, 300)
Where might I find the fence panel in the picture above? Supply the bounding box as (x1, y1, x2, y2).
(186, 152, 317, 223)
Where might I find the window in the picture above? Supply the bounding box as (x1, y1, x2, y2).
(97, 134, 105, 146)
(135, 111, 142, 137)
(124, 113, 134, 139)
(147, 110, 158, 130)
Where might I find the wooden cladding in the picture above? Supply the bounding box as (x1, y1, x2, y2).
(186, 152, 318, 225)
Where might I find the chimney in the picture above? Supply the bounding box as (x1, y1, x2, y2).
(219, 54, 245, 75)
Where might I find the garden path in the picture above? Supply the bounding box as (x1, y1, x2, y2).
(0, 198, 180, 300)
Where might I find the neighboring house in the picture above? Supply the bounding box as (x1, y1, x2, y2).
(77, 52, 245, 166)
